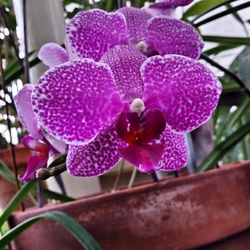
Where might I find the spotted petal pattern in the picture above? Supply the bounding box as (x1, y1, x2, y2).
(156, 126, 187, 170)
(66, 9, 128, 61)
(118, 7, 151, 45)
(141, 55, 222, 132)
(146, 17, 203, 59)
(32, 59, 124, 144)
(14, 84, 42, 140)
(38, 43, 69, 68)
(101, 45, 146, 102)
(67, 124, 125, 177)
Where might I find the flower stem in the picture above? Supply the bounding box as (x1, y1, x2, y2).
(112, 158, 125, 190)
(36, 163, 67, 180)
(128, 167, 137, 188)
(151, 171, 159, 182)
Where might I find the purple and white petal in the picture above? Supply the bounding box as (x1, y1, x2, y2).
(118, 143, 164, 173)
(146, 17, 203, 59)
(145, 4, 175, 17)
(19, 155, 48, 182)
(67, 124, 124, 177)
(160, 0, 193, 7)
(101, 45, 146, 102)
(66, 9, 128, 61)
(38, 43, 69, 68)
(21, 135, 49, 153)
(14, 84, 42, 140)
(44, 132, 67, 153)
(32, 59, 124, 145)
(141, 55, 222, 132)
(155, 125, 187, 171)
(118, 7, 151, 45)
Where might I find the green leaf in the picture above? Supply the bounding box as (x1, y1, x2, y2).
(202, 36, 250, 46)
(194, 2, 250, 27)
(0, 161, 15, 184)
(183, 0, 226, 19)
(196, 118, 250, 172)
(4, 56, 40, 85)
(203, 44, 240, 56)
(0, 211, 102, 250)
(229, 47, 250, 90)
(0, 180, 37, 228)
(43, 189, 75, 202)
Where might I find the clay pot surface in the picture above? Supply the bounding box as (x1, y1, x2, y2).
(10, 161, 250, 250)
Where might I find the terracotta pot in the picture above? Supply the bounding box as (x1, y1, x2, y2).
(0, 145, 32, 209)
(9, 161, 250, 250)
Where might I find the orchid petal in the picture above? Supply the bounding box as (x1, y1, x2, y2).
(14, 84, 42, 140)
(157, 0, 193, 7)
(21, 135, 49, 153)
(145, 4, 175, 17)
(67, 124, 124, 177)
(19, 155, 48, 182)
(146, 17, 203, 59)
(44, 133, 67, 153)
(118, 143, 164, 173)
(142, 55, 222, 132)
(118, 7, 151, 45)
(32, 59, 123, 144)
(101, 45, 146, 102)
(38, 43, 69, 68)
(156, 126, 187, 171)
(66, 9, 128, 61)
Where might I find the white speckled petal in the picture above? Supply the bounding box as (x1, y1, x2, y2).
(67, 124, 124, 177)
(141, 55, 222, 132)
(32, 59, 124, 144)
(66, 9, 128, 61)
(146, 17, 203, 59)
(14, 84, 42, 140)
(101, 45, 146, 102)
(118, 7, 151, 45)
(38, 43, 69, 68)
(156, 126, 187, 171)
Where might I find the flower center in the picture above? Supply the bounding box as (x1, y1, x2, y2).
(129, 98, 145, 114)
(135, 41, 148, 54)
(116, 109, 166, 145)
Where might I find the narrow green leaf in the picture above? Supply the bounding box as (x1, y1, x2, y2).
(202, 36, 250, 46)
(0, 180, 37, 228)
(0, 211, 102, 250)
(0, 161, 15, 184)
(196, 119, 250, 172)
(194, 2, 250, 27)
(43, 189, 75, 202)
(4, 57, 40, 85)
(203, 44, 240, 56)
(183, 0, 226, 19)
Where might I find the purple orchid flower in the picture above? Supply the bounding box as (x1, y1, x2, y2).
(146, 0, 194, 17)
(38, 7, 203, 69)
(14, 84, 66, 182)
(31, 44, 222, 176)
